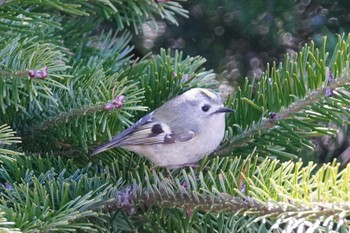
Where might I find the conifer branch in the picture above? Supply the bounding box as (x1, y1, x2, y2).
(216, 68, 350, 157)
(216, 36, 350, 159)
(3, 1, 350, 232)
(0, 125, 22, 162)
(0, 211, 20, 233)
(103, 157, 350, 231)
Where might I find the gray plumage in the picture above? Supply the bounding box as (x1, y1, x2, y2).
(92, 88, 234, 168)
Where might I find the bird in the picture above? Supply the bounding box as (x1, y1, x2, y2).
(92, 88, 234, 168)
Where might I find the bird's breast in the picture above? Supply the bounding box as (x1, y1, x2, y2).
(123, 118, 225, 168)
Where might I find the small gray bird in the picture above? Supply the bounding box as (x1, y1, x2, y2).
(92, 88, 234, 168)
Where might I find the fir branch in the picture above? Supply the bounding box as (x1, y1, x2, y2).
(135, 49, 218, 110)
(0, 6, 63, 36)
(83, 0, 188, 33)
(0, 164, 118, 233)
(0, 125, 22, 162)
(5, 1, 350, 232)
(18, 78, 147, 154)
(1, 0, 88, 16)
(216, 69, 350, 157)
(0, 36, 71, 124)
(0, 211, 20, 233)
(0, 125, 21, 147)
(22, 83, 146, 133)
(216, 35, 350, 160)
(103, 157, 350, 232)
(2, 155, 350, 232)
(82, 30, 134, 73)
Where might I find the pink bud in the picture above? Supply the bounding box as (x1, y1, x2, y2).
(28, 66, 48, 79)
(40, 69, 48, 78)
(107, 95, 125, 110)
(104, 103, 115, 111)
(4, 182, 13, 190)
(269, 112, 278, 120)
(35, 70, 47, 79)
(112, 100, 122, 108)
(325, 88, 333, 97)
(111, 95, 125, 108)
(117, 95, 125, 102)
(28, 70, 36, 78)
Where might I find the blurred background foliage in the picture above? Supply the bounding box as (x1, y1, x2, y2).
(135, 0, 350, 86)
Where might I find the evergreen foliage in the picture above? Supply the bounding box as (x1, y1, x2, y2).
(1, 0, 350, 232)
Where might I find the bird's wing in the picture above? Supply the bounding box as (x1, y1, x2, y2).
(117, 111, 197, 145)
(118, 121, 196, 145)
(91, 112, 196, 155)
(92, 112, 154, 155)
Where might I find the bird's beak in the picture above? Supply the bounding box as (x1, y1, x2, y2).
(214, 107, 235, 114)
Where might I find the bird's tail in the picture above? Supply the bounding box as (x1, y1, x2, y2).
(91, 140, 120, 156)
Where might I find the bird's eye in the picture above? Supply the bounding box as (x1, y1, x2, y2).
(201, 104, 210, 112)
